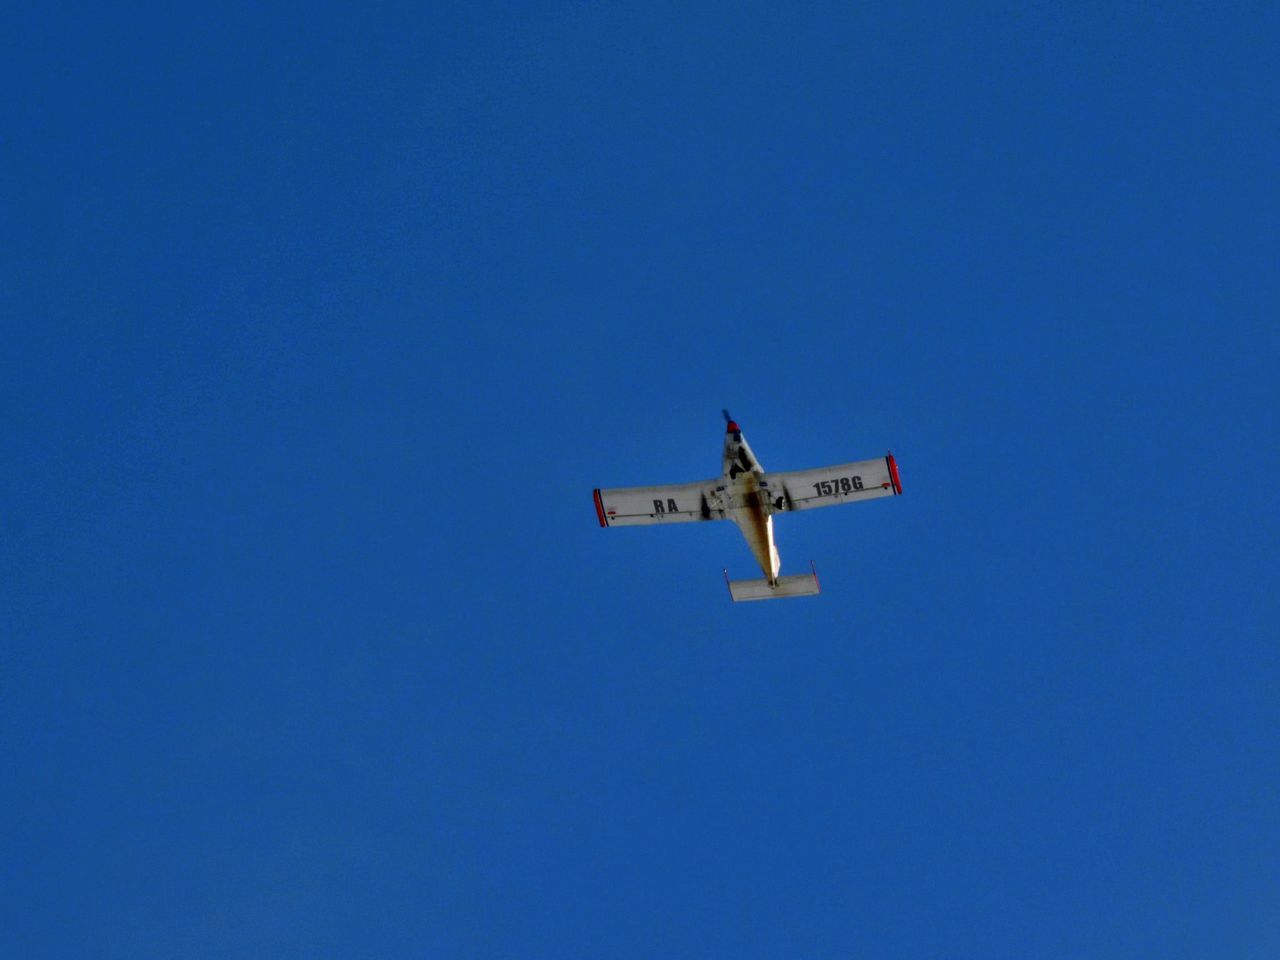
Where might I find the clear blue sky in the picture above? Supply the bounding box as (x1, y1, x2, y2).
(4, 3, 1278, 957)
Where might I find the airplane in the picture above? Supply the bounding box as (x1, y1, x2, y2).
(593, 411, 903, 601)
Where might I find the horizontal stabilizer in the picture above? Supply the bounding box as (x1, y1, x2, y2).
(725, 566, 821, 602)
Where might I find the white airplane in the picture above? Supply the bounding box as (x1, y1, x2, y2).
(593, 411, 903, 601)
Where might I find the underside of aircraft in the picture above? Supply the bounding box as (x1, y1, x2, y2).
(594, 411, 902, 601)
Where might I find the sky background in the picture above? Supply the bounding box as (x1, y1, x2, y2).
(3, 3, 1278, 958)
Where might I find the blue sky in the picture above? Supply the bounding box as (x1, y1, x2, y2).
(3, 3, 1278, 957)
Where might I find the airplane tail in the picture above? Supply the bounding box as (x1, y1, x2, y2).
(724, 563, 820, 602)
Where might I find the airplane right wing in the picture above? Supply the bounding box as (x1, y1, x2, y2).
(593, 478, 726, 527)
(765, 453, 902, 513)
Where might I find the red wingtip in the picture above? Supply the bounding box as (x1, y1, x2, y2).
(886, 453, 903, 495)
(725, 421, 739, 434)
(593, 488, 608, 526)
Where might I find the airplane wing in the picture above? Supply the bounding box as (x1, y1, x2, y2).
(594, 479, 724, 527)
(765, 453, 902, 513)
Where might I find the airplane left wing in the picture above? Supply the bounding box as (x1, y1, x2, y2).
(765, 453, 903, 512)
(594, 479, 724, 527)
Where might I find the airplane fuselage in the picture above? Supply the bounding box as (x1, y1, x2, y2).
(716, 419, 781, 584)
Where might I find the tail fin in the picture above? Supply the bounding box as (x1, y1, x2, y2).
(724, 565, 820, 602)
